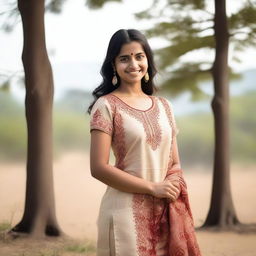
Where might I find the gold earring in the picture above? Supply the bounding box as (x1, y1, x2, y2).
(112, 69, 118, 86)
(144, 72, 149, 83)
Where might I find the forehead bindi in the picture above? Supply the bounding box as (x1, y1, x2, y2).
(119, 41, 145, 56)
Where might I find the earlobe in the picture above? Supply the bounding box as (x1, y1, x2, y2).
(112, 63, 118, 86)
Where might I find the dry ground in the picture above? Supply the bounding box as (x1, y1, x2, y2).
(0, 151, 256, 256)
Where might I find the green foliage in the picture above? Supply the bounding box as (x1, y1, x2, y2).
(86, 0, 122, 9)
(65, 241, 95, 253)
(0, 235, 95, 256)
(0, 221, 11, 232)
(160, 62, 212, 100)
(0, 115, 27, 161)
(229, 1, 256, 32)
(229, 1, 256, 52)
(38, 251, 60, 256)
(53, 111, 90, 156)
(0, 90, 255, 167)
(145, 18, 212, 40)
(177, 91, 256, 167)
(155, 36, 214, 69)
(0, 93, 26, 161)
(0, 91, 91, 163)
(230, 91, 256, 163)
(45, 0, 67, 13)
(0, 1, 19, 33)
(0, 81, 11, 92)
(160, 64, 241, 100)
(168, 0, 205, 10)
(0, 92, 23, 115)
(135, 0, 256, 97)
(177, 112, 214, 167)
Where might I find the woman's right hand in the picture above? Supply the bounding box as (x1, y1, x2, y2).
(150, 179, 180, 201)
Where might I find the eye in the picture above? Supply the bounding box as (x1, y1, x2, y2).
(136, 54, 145, 60)
(120, 56, 129, 62)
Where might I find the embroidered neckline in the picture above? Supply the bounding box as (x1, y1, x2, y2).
(108, 94, 155, 112)
(104, 94, 161, 150)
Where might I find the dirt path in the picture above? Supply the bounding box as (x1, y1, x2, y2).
(0, 151, 256, 255)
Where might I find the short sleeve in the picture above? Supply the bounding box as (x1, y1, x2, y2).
(90, 97, 113, 136)
(159, 97, 179, 137)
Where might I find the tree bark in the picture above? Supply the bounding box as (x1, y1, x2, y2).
(203, 0, 239, 228)
(10, 0, 63, 237)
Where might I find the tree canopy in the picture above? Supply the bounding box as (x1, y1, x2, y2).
(131, 0, 256, 98)
(1, 0, 256, 96)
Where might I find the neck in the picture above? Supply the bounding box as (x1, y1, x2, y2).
(116, 81, 144, 96)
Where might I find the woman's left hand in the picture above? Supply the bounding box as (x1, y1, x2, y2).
(166, 174, 181, 202)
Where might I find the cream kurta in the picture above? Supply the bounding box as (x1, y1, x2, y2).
(90, 94, 179, 256)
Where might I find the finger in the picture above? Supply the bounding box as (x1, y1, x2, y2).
(165, 188, 179, 200)
(169, 190, 178, 200)
(170, 185, 180, 194)
(167, 191, 179, 202)
(167, 174, 180, 180)
(167, 177, 180, 183)
(166, 181, 179, 190)
(166, 187, 178, 196)
(172, 183, 180, 190)
(167, 178, 180, 187)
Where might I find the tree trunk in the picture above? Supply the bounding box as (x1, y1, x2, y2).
(10, 0, 63, 238)
(202, 0, 239, 229)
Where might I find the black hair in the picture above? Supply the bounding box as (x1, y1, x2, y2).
(87, 29, 158, 114)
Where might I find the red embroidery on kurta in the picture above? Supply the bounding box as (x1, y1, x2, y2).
(132, 194, 169, 256)
(90, 109, 113, 135)
(106, 94, 162, 150)
(132, 171, 201, 256)
(158, 97, 177, 169)
(101, 95, 127, 170)
(158, 98, 173, 127)
(112, 111, 126, 170)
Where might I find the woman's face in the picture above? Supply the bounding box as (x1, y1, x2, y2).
(114, 41, 148, 85)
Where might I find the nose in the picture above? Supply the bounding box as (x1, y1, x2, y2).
(129, 58, 139, 70)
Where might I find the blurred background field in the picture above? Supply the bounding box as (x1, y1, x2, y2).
(1, 0, 256, 254)
(0, 56, 255, 256)
(0, 70, 255, 168)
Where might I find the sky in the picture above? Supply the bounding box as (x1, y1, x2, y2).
(0, 0, 255, 101)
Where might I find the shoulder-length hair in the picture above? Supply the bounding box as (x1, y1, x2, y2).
(87, 29, 158, 114)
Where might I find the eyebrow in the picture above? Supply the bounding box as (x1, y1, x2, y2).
(118, 52, 145, 58)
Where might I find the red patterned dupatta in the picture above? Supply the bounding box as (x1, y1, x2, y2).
(132, 169, 201, 256)
(164, 169, 201, 256)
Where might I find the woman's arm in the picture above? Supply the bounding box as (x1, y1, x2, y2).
(166, 136, 183, 201)
(90, 130, 180, 200)
(170, 136, 182, 171)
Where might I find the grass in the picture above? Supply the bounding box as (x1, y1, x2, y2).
(0, 238, 96, 256)
(0, 222, 96, 256)
(37, 251, 61, 256)
(0, 221, 12, 232)
(65, 242, 95, 253)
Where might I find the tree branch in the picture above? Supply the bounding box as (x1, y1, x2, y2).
(202, 9, 214, 16)
(229, 30, 256, 38)
(199, 26, 214, 33)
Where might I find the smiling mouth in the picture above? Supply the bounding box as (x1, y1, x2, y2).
(126, 70, 142, 74)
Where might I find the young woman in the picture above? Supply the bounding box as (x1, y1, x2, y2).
(88, 29, 201, 256)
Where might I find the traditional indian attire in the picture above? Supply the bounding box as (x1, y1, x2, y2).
(90, 94, 201, 256)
